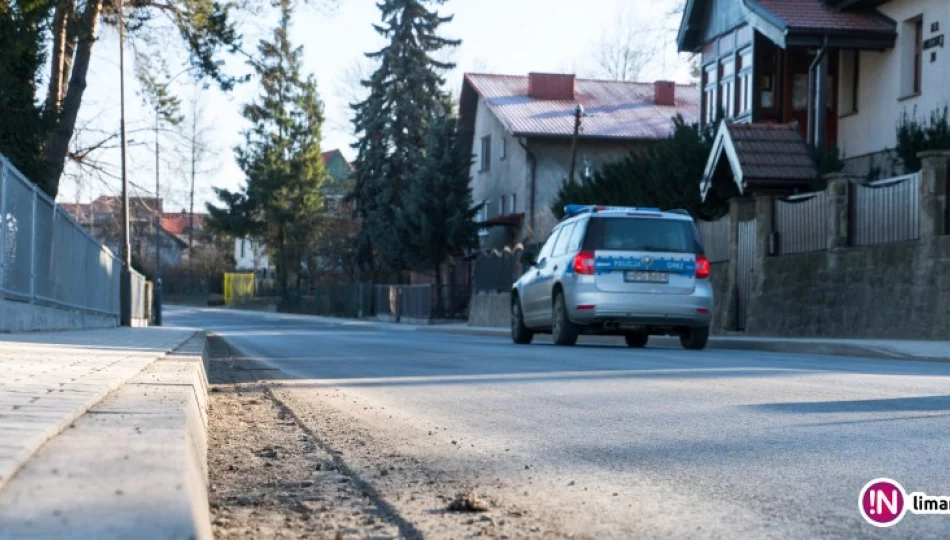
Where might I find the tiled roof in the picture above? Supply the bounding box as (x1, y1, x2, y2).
(161, 213, 206, 236)
(755, 0, 894, 33)
(702, 122, 818, 198)
(464, 74, 699, 140)
(728, 123, 818, 185)
(321, 149, 354, 172)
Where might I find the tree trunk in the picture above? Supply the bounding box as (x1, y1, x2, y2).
(46, 2, 71, 116)
(42, 0, 103, 199)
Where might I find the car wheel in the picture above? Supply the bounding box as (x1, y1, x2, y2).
(680, 326, 710, 350)
(624, 331, 649, 348)
(552, 291, 579, 346)
(511, 299, 534, 345)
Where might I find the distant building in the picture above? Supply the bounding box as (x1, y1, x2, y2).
(459, 72, 700, 250)
(61, 196, 187, 270)
(234, 149, 355, 279)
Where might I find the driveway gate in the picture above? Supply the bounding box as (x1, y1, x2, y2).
(737, 219, 757, 330)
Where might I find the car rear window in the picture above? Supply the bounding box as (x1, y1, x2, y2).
(583, 217, 704, 254)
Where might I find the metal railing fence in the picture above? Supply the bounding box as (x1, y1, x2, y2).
(696, 217, 729, 262)
(473, 249, 522, 293)
(850, 173, 921, 246)
(375, 284, 433, 320)
(0, 153, 129, 317)
(775, 191, 828, 254)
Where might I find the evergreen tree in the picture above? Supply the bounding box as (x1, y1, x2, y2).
(349, 0, 460, 279)
(397, 110, 479, 316)
(553, 115, 728, 221)
(208, 0, 328, 290)
(0, 1, 51, 183)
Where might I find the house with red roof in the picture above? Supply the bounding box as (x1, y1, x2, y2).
(678, 0, 948, 196)
(459, 72, 700, 249)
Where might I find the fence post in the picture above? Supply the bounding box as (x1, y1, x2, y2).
(0, 157, 6, 289)
(29, 185, 38, 302)
(824, 173, 854, 250)
(918, 150, 950, 238)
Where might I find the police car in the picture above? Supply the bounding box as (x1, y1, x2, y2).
(510, 205, 714, 349)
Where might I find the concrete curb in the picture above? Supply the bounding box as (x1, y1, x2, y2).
(0, 332, 212, 540)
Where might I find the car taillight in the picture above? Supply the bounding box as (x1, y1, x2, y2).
(696, 255, 710, 279)
(573, 250, 595, 275)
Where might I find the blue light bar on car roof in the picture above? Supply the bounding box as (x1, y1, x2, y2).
(563, 205, 662, 217)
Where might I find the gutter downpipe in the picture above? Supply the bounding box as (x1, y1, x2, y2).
(807, 36, 828, 149)
(519, 138, 537, 241)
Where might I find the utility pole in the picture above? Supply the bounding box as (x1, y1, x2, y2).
(567, 104, 584, 184)
(118, 0, 132, 327)
(189, 109, 197, 275)
(153, 109, 163, 325)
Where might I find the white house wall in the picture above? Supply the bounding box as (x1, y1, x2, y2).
(838, 0, 950, 171)
(470, 98, 530, 247)
(529, 139, 646, 241)
(470, 97, 650, 248)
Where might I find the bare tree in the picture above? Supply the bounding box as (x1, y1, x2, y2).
(174, 85, 218, 270)
(592, 6, 664, 82)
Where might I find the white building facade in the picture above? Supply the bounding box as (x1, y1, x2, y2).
(837, 0, 950, 174)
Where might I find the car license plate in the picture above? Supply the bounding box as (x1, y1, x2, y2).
(624, 270, 668, 283)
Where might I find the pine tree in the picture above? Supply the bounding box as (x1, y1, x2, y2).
(349, 0, 460, 279)
(397, 109, 479, 316)
(552, 116, 728, 221)
(209, 0, 328, 290)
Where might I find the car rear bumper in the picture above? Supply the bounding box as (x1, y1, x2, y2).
(567, 284, 714, 328)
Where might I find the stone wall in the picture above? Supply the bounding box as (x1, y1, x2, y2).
(708, 261, 732, 332)
(721, 150, 950, 339)
(747, 236, 950, 338)
(468, 292, 510, 328)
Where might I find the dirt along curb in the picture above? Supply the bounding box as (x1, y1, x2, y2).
(0, 332, 212, 540)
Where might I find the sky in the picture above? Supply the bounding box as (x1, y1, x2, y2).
(58, 0, 692, 213)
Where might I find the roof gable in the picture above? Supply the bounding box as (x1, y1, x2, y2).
(701, 122, 819, 200)
(679, 0, 896, 52)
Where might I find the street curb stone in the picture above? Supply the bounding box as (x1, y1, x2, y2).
(0, 331, 211, 540)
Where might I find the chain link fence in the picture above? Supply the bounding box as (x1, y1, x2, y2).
(0, 153, 142, 318)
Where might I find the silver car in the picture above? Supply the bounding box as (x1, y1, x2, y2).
(510, 205, 714, 349)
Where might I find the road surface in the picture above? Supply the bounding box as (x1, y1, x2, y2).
(168, 306, 950, 539)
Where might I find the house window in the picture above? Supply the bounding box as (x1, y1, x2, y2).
(839, 50, 860, 114)
(703, 63, 718, 125)
(501, 137, 507, 160)
(901, 16, 924, 97)
(480, 136, 491, 171)
(793, 73, 809, 111)
(737, 48, 753, 116)
(499, 195, 507, 216)
(240, 239, 246, 258)
(510, 193, 517, 213)
(914, 18, 923, 93)
(719, 59, 736, 119)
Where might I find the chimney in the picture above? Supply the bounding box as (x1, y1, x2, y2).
(528, 73, 576, 100)
(654, 80, 676, 106)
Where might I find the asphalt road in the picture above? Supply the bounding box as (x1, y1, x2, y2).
(168, 306, 950, 539)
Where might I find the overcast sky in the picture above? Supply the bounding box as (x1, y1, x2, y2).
(59, 0, 692, 212)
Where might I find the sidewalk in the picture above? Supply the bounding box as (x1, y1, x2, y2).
(0, 327, 209, 539)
